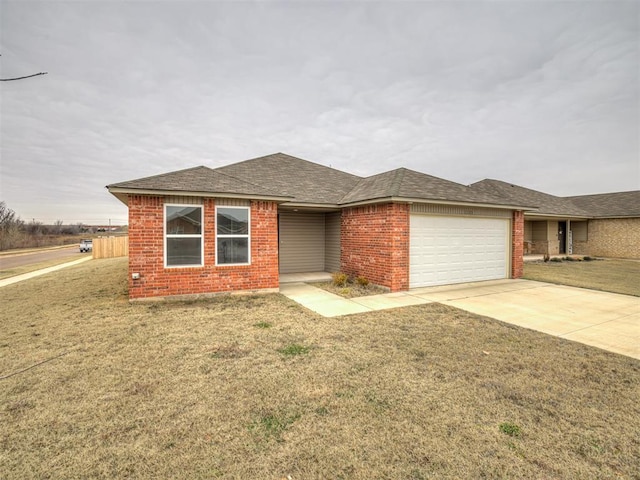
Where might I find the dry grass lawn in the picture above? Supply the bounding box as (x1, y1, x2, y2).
(1, 258, 639, 479)
(524, 258, 640, 297)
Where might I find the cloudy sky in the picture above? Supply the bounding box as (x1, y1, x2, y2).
(1, 0, 638, 225)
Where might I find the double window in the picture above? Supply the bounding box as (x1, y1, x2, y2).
(163, 204, 250, 267)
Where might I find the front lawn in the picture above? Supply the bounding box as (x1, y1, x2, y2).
(524, 258, 640, 296)
(1, 258, 639, 479)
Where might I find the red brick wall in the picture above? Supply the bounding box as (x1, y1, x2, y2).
(127, 195, 279, 299)
(341, 203, 409, 292)
(512, 210, 524, 278)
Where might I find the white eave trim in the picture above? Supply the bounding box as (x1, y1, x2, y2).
(340, 196, 537, 211)
(525, 212, 590, 220)
(107, 187, 292, 203)
(280, 202, 341, 209)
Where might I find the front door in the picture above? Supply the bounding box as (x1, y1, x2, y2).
(558, 221, 567, 254)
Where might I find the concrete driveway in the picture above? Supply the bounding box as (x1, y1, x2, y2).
(281, 279, 639, 359)
(412, 280, 639, 360)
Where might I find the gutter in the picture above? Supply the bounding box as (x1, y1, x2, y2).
(106, 187, 293, 205)
(525, 212, 590, 220)
(339, 196, 537, 211)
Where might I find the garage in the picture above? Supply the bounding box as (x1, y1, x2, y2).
(410, 214, 510, 288)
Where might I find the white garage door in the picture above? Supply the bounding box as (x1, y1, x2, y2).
(410, 215, 509, 288)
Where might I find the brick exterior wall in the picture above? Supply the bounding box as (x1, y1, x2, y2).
(127, 195, 279, 300)
(572, 241, 589, 255)
(511, 211, 524, 278)
(586, 218, 640, 259)
(341, 203, 409, 292)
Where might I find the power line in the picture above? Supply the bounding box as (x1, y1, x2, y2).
(0, 54, 48, 81)
(0, 72, 48, 81)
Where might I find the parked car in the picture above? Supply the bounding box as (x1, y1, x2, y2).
(79, 239, 93, 253)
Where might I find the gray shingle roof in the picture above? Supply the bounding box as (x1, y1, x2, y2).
(567, 191, 640, 218)
(470, 179, 591, 217)
(214, 153, 361, 204)
(107, 154, 532, 209)
(470, 179, 640, 218)
(341, 168, 517, 206)
(107, 165, 290, 199)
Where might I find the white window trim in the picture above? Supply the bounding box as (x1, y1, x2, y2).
(215, 205, 251, 266)
(164, 203, 204, 268)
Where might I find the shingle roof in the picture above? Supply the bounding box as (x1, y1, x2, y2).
(567, 191, 640, 218)
(107, 165, 290, 199)
(471, 179, 640, 218)
(107, 153, 529, 209)
(214, 153, 361, 204)
(341, 168, 517, 206)
(470, 179, 591, 217)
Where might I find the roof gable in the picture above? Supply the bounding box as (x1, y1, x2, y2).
(108, 165, 289, 200)
(342, 168, 515, 206)
(214, 153, 362, 204)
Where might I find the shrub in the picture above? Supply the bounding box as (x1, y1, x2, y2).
(332, 272, 349, 287)
(278, 344, 310, 356)
(248, 411, 300, 442)
(583, 256, 593, 261)
(356, 276, 370, 287)
(550, 257, 562, 262)
(499, 422, 522, 437)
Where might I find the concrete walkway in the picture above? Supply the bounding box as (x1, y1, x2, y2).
(280, 279, 640, 360)
(0, 256, 92, 288)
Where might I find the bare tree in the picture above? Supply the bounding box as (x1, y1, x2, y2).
(26, 220, 43, 236)
(0, 201, 18, 227)
(0, 201, 25, 250)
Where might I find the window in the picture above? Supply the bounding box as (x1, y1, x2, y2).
(165, 205, 203, 267)
(216, 206, 250, 265)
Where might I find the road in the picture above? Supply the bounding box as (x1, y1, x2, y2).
(0, 246, 89, 270)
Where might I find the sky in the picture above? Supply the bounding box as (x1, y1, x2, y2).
(1, 0, 638, 225)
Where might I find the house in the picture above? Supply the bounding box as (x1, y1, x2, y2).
(470, 180, 640, 258)
(107, 153, 532, 300)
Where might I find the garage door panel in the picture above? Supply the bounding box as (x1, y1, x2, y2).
(410, 215, 509, 288)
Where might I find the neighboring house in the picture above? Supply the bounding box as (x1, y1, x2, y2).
(470, 180, 640, 259)
(107, 153, 531, 300)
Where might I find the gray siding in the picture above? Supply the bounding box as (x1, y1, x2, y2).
(324, 212, 341, 273)
(279, 212, 325, 273)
